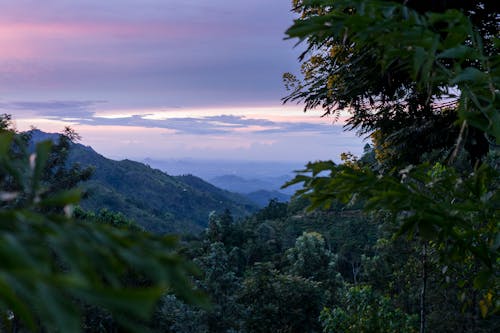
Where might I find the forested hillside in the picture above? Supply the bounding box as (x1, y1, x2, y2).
(0, 118, 205, 332)
(71, 143, 257, 233)
(29, 129, 257, 234)
(154, 194, 498, 332)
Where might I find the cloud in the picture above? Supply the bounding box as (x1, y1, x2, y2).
(255, 121, 338, 135)
(199, 115, 277, 128)
(0, 100, 104, 119)
(60, 114, 332, 135)
(0, 1, 363, 163)
(86, 115, 231, 135)
(25, 110, 336, 136)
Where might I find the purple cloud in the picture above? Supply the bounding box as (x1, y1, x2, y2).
(0, 100, 103, 118)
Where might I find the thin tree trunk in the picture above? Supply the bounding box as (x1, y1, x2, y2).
(420, 243, 427, 333)
(351, 260, 361, 285)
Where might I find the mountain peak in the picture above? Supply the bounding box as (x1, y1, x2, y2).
(27, 129, 60, 143)
(66, 142, 257, 234)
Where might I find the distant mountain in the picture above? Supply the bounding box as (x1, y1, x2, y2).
(142, 158, 304, 181)
(29, 130, 258, 234)
(244, 190, 291, 208)
(29, 130, 60, 142)
(141, 158, 305, 207)
(27, 130, 59, 150)
(209, 175, 278, 194)
(208, 174, 301, 207)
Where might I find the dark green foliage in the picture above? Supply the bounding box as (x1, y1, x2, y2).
(206, 209, 236, 245)
(65, 142, 257, 234)
(321, 285, 418, 333)
(41, 127, 93, 197)
(153, 295, 207, 333)
(74, 207, 145, 232)
(255, 198, 288, 221)
(361, 236, 500, 332)
(0, 0, 497, 330)
(194, 242, 243, 332)
(285, 231, 338, 282)
(324, 213, 377, 284)
(240, 263, 325, 333)
(0, 123, 204, 332)
(155, 189, 499, 332)
(154, 199, 363, 332)
(284, 2, 499, 327)
(285, 0, 499, 169)
(287, 161, 499, 305)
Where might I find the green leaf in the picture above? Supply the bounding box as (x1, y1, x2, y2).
(39, 188, 82, 208)
(35, 283, 81, 333)
(473, 271, 491, 289)
(413, 47, 426, 79)
(451, 67, 488, 84)
(437, 45, 476, 60)
(0, 131, 14, 156)
(31, 140, 52, 196)
(0, 277, 36, 331)
(72, 286, 164, 320)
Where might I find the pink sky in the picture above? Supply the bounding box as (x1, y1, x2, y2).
(1, 0, 364, 163)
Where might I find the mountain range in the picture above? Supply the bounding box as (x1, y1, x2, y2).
(30, 130, 258, 234)
(142, 158, 304, 206)
(208, 174, 295, 206)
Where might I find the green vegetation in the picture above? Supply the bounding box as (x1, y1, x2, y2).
(152, 195, 498, 332)
(64, 137, 257, 234)
(0, 118, 204, 332)
(282, 0, 499, 332)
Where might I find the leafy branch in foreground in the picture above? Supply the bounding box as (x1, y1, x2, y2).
(284, 0, 499, 321)
(285, 0, 499, 170)
(0, 128, 205, 332)
(286, 160, 499, 315)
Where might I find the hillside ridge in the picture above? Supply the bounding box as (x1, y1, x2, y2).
(30, 130, 258, 234)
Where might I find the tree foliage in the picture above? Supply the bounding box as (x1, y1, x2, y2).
(0, 122, 204, 332)
(321, 285, 418, 333)
(286, 231, 338, 281)
(284, 0, 499, 168)
(147, 191, 499, 332)
(283, 0, 500, 325)
(240, 262, 325, 333)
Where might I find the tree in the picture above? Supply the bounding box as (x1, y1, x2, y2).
(239, 263, 325, 333)
(74, 207, 145, 231)
(284, 0, 499, 169)
(286, 231, 338, 282)
(0, 119, 205, 331)
(39, 126, 93, 198)
(194, 242, 242, 332)
(284, 0, 499, 328)
(153, 295, 208, 333)
(206, 209, 234, 244)
(320, 285, 418, 333)
(255, 199, 288, 221)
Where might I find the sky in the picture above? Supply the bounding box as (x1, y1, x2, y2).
(0, 0, 363, 163)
